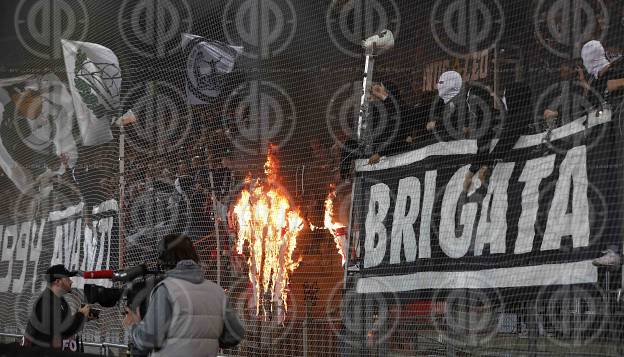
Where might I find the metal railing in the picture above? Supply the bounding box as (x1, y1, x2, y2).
(0, 332, 129, 356)
(0, 332, 230, 357)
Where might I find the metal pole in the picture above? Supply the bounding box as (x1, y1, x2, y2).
(357, 52, 376, 156)
(493, 46, 500, 111)
(119, 120, 125, 269)
(208, 169, 221, 286)
(345, 44, 376, 290)
(343, 179, 357, 290)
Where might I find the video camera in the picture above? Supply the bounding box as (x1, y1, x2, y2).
(80, 304, 101, 319)
(81, 264, 165, 310)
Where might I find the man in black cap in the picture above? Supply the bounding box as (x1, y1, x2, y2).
(23, 264, 91, 351)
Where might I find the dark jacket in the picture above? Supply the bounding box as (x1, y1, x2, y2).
(360, 82, 419, 157)
(429, 90, 471, 143)
(489, 82, 534, 159)
(590, 57, 624, 107)
(24, 287, 85, 349)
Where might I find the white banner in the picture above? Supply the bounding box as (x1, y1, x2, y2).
(0, 73, 78, 193)
(61, 39, 122, 146)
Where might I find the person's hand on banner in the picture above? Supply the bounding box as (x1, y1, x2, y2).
(368, 153, 381, 165)
(426, 121, 437, 131)
(370, 83, 389, 101)
(113, 109, 137, 127)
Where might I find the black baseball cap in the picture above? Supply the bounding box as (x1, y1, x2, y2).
(45, 264, 78, 283)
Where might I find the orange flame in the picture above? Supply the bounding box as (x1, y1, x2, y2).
(324, 184, 348, 265)
(232, 145, 303, 316)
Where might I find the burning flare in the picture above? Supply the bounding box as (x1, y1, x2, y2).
(232, 146, 304, 316)
(324, 184, 348, 265)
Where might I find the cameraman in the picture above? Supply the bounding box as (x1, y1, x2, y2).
(23, 264, 92, 351)
(123, 233, 244, 356)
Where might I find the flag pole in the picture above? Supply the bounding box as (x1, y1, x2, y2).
(118, 111, 126, 269)
(208, 167, 221, 286)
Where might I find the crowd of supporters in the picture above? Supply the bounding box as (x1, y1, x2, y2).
(0, 0, 622, 279)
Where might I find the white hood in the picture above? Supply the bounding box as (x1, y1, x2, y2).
(437, 71, 462, 104)
(581, 40, 610, 78)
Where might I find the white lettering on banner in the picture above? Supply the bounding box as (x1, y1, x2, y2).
(12, 221, 31, 293)
(361, 147, 594, 266)
(51, 225, 64, 266)
(419, 171, 436, 259)
(30, 219, 44, 293)
(439, 165, 478, 258)
(0, 220, 46, 293)
(76, 216, 114, 289)
(515, 155, 556, 254)
(353, 115, 609, 291)
(51, 218, 83, 270)
(390, 177, 421, 264)
(0, 225, 16, 292)
(364, 183, 390, 268)
(474, 163, 514, 256)
(70, 219, 82, 272)
(81, 225, 97, 272)
(542, 146, 590, 251)
(0, 201, 116, 294)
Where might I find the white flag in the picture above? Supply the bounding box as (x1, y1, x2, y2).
(62, 39, 122, 146)
(182, 33, 243, 104)
(0, 73, 78, 193)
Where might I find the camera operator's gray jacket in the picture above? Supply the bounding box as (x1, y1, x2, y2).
(129, 260, 244, 356)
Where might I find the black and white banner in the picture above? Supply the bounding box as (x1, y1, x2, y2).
(0, 199, 118, 296)
(182, 33, 243, 104)
(0, 73, 78, 193)
(62, 39, 122, 146)
(353, 109, 620, 293)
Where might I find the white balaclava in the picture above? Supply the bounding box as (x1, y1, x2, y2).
(437, 71, 463, 104)
(581, 40, 610, 78)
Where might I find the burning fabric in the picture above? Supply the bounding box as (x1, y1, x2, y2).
(232, 145, 304, 317)
(323, 184, 348, 266)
